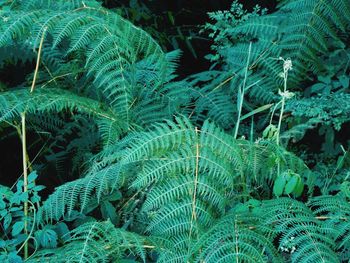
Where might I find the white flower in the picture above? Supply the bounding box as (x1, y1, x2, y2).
(278, 57, 293, 72)
(278, 89, 295, 99)
(283, 58, 293, 72)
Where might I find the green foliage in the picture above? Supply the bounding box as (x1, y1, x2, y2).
(260, 198, 340, 263)
(193, 212, 281, 262)
(273, 170, 304, 197)
(28, 220, 149, 262)
(0, 172, 45, 262)
(0, 0, 349, 262)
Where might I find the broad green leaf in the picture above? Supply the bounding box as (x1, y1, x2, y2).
(54, 222, 70, 242)
(247, 199, 261, 207)
(0, 240, 6, 248)
(234, 203, 249, 213)
(33, 185, 46, 192)
(107, 191, 122, 202)
(3, 214, 12, 230)
(11, 221, 24, 236)
(285, 175, 299, 195)
(273, 176, 286, 197)
(101, 201, 119, 225)
(293, 178, 304, 197)
(0, 199, 5, 210)
(28, 171, 38, 183)
(339, 75, 349, 88)
(7, 252, 23, 263)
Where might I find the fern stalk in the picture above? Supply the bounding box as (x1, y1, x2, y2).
(188, 127, 200, 248)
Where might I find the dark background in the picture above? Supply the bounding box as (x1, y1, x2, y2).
(104, 0, 277, 76)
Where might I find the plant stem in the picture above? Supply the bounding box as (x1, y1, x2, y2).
(275, 58, 291, 178)
(21, 113, 28, 259)
(20, 26, 46, 260)
(234, 42, 252, 139)
(30, 27, 46, 93)
(276, 70, 288, 146)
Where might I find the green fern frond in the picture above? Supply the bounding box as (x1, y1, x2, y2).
(29, 220, 148, 263)
(0, 88, 119, 123)
(38, 163, 124, 223)
(193, 212, 282, 263)
(308, 195, 350, 261)
(0, 1, 170, 126)
(261, 198, 339, 263)
(277, 0, 350, 74)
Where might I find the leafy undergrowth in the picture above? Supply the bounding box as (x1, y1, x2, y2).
(0, 0, 349, 262)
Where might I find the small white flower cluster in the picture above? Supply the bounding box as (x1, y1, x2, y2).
(279, 57, 293, 72)
(278, 89, 295, 99)
(280, 236, 297, 254)
(283, 59, 293, 72)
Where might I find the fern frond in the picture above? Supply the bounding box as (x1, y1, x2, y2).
(0, 88, 119, 123)
(38, 163, 124, 223)
(0, 2, 172, 127)
(261, 198, 339, 263)
(277, 0, 350, 74)
(193, 212, 282, 263)
(29, 220, 148, 263)
(308, 195, 350, 261)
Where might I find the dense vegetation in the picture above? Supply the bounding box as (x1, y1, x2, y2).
(0, 0, 349, 262)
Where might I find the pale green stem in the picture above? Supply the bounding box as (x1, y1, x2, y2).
(234, 42, 252, 139)
(21, 113, 28, 259)
(276, 70, 288, 146)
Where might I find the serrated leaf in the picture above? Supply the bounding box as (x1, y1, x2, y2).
(35, 228, 58, 248)
(273, 176, 286, 197)
(285, 175, 299, 195)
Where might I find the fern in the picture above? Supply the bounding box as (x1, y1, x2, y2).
(29, 220, 149, 262)
(0, 0, 186, 131)
(0, 88, 119, 123)
(260, 198, 339, 263)
(192, 212, 282, 263)
(0, 0, 349, 262)
(37, 117, 307, 255)
(198, 0, 350, 139)
(308, 195, 350, 261)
